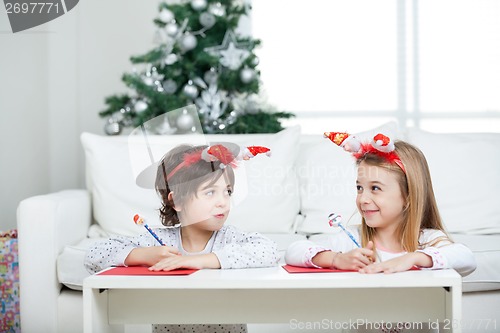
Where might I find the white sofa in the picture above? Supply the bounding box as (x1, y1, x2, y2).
(17, 123, 500, 333)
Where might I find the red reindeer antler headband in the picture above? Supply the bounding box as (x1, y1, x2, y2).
(324, 132, 406, 173)
(167, 144, 271, 180)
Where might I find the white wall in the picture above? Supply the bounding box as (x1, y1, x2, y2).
(0, 13, 49, 231)
(0, 1, 158, 231)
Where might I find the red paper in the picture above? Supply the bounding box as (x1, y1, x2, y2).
(98, 266, 198, 276)
(282, 264, 420, 273)
(282, 265, 356, 273)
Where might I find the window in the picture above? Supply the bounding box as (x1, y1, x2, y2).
(251, 0, 500, 133)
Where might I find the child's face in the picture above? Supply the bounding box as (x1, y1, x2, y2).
(177, 172, 232, 231)
(356, 162, 405, 232)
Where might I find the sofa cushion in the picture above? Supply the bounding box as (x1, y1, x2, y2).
(407, 128, 500, 235)
(81, 125, 301, 236)
(295, 122, 401, 234)
(451, 234, 500, 292)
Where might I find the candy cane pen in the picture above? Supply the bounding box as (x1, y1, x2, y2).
(133, 214, 165, 246)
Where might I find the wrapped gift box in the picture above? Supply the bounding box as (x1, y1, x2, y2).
(0, 230, 20, 333)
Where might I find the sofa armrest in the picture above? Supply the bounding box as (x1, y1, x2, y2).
(17, 189, 91, 333)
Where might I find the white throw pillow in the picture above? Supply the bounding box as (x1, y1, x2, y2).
(204, 127, 302, 233)
(81, 125, 301, 236)
(407, 128, 500, 235)
(296, 122, 401, 234)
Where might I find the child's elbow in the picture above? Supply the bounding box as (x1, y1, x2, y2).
(284, 241, 307, 267)
(458, 251, 477, 277)
(451, 245, 477, 277)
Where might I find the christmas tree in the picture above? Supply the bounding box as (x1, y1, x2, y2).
(99, 0, 294, 135)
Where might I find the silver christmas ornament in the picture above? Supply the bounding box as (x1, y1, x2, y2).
(176, 109, 195, 131)
(251, 56, 260, 66)
(195, 83, 228, 121)
(193, 77, 208, 89)
(239, 67, 255, 83)
(111, 111, 125, 123)
(158, 9, 174, 23)
(203, 68, 218, 84)
(208, 2, 226, 16)
(134, 100, 148, 113)
(199, 12, 216, 28)
(143, 67, 164, 86)
(183, 80, 199, 99)
(219, 42, 250, 70)
(104, 119, 122, 135)
(165, 23, 179, 36)
(162, 79, 178, 94)
(190, 0, 207, 11)
(204, 30, 251, 70)
(180, 33, 197, 51)
(164, 53, 178, 65)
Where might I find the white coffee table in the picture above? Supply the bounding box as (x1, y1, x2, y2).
(83, 266, 462, 333)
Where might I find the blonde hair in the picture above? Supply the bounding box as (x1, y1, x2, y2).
(358, 141, 450, 252)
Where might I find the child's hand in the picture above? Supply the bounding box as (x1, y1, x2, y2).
(149, 253, 221, 271)
(359, 252, 431, 274)
(334, 241, 375, 270)
(124, 246, 181, 267)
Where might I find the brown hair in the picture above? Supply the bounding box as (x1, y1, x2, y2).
(358, 140, 450, 252)
(155, 144, 235, 226)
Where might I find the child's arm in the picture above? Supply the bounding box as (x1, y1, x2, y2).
(416, 229, 477, 276)
(359, 252, 432, 274)
(286, 239, 374, 270)
(124, 246, 181, 267)
(84, 229, 178, 274)
(360, 229, 477, 276)
(285, 240, 328, 268)
(149, 253, 221, 271)
(212, 225, 279, 269)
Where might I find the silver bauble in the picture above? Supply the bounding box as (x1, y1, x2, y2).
(162, 79, 178, 94)
(111, 111, 125, 123)
(158, 9, 174, 23)
(164, 53, 178, 65)
(203, 68, 218, 84)
(183, 81, 199, 99)
(251, 57, 260, 66)
(104, 119, 122, 135)
(246, 94, 260, 114)
(199, 12, 216, 28)
(143, 76, 154, 86)
(165, 23, 178, 36)
(176, 110, 195, 130)
(191, 0, 207, 11)
(239, 68, 255, 83)
(134, 100, 148, 113)
(180, 33, 197, 51)
(208, 2, 226, 16)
